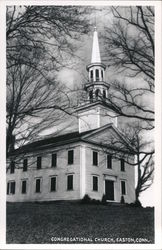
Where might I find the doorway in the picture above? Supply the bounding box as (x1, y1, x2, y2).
(105, 180, 114, 201)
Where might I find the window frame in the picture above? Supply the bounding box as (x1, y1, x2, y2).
(90, 70, 93, 81)
(107, 154, 112, 169)
(68, 150, 74, 165)
(67, 175, 73, 191)
(35, 178, 42, 193)
(121, 180, 126, 195)
(92, 151, 98, 166)
(21, 179, 27, 194)
(93, 176, 98, 191)
(50, 176, 57, 192)
(7, 181, 16, 195)
(96, 69, 99, 81)
(51, 153, 57, 168)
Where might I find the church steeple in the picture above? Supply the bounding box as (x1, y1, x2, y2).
(86, 27, 107, 100)
(91, 27, 101, 63)
(76, 28, 117, 133)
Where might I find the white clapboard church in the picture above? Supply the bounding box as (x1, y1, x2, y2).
(6, 28, 135, 203)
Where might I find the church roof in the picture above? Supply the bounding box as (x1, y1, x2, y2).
(10, 123, 134, 156)
(10, 129, 96, 155)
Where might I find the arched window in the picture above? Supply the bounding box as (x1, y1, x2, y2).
(90, 70, 93, 81)
(96, 69, 99, 81)
(95, 89, 100, 99)
(103, 90, 106, 99)
(101, 70, 103, 80)
(89, 90, 93, 102)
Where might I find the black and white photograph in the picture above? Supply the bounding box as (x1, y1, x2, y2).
(0, 0, 162, 249)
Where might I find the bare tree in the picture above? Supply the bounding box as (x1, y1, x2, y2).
(102, 6, 154, 125)
(6, 6, 91, 155)
(122, 122, 154, 203)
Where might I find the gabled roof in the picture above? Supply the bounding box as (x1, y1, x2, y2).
(10, 123, 134, 156)
(10, 129, 96, 155)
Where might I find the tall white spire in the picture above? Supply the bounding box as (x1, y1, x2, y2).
(91, 27, 101, 63)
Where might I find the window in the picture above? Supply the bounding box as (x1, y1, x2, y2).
(23, 159, 28, 171)
(89, 90, 93, 102)
(96, 69, 99, 81)
(22, 180, 27, 194)
(50, 176, 56, 192)
(107, 155, 112, 169)
(68, 150, 74, 165)
(121, 159, 125, 172)
(37, 156, 42, 169)
(10, 161, 15, 174)
(121, 181, 126, 195)
(93, 151, 98, 166)
(67, 175, 73, 190)
(101, 70, 103, 80)
(52, 153, 57, 167)
(35, 178, 41, 193)
(90, 70, 93, 81)
(7, 181, 16, 195)
(95, 89, 99, 98)
(93, 176, 98, 191)
(103, 90, 106, 99)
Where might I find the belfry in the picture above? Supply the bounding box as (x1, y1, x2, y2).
(77, 28, 117, 133)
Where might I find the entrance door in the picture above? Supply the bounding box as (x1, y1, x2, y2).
(105, 180, 114, 201)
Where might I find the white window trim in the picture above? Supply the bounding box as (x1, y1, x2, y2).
(92, 175, 99, 192)
(67, 174, 74, 191)
(21, 179, 28, 194)
(7, 180, 16, 195)
(120, 180, 127, 195)
(67, 149, 74, 165)
(51, 153, 57, 168)
(92, 150, 99, 166)
(106, 154, 112, 169)
(35, 177, 42, 193)
(49, 175, 57, 192)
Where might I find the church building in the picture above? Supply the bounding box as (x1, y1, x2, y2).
(6, 28, 135, 203)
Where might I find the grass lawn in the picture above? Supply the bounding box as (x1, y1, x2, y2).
(6, 201, 154, 244)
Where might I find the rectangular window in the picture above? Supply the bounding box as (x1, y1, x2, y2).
(35, 179, 41, 193)
(93, 151, 98, 166)
(50, 177, 56, 192)
(67, 175, 73, 190)
(37, 156, 42, 169)
(107, 155, 112, 169)
(52, 153, 57, 167)
(10, 161, 15, 174)
(121, 181, 126, 195)
(101, 70, 103, 79)
(90, 70, 93, 80)
(22, 180, 27, 194)
(7, 181, 16, 195)
(10, 181, 16, 194)
(93, 176, 98, 191)
(68, 150, 74, 165)
(23, 159, 28, 171)
(121, 159, 125, 172)
(96, 69, 99, 81)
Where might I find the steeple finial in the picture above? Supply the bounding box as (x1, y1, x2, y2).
(91, 28, 101, 64)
